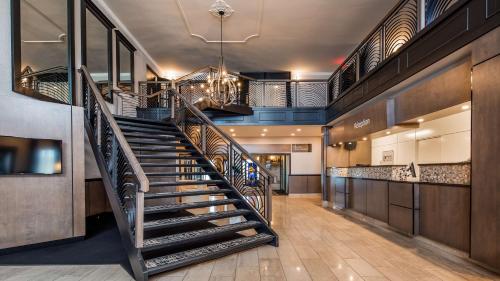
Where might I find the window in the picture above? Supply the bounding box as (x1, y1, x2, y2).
(11, 0, 74, 104)
(116, 31, 135, 91)
(81, 0, 114, 102)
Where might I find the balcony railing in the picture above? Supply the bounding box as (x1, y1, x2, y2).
(328, 0, 459, 103)
(249, 80, 328, 108)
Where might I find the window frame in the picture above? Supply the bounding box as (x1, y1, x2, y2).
(115, 31, 135, 92)
(81, 0, 115, 103)
(10, 0, 75, 105)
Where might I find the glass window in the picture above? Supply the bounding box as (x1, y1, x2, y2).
(83, 0, 113, 102)
(12, 0, 72, 104)
(116, 32, 135, 91)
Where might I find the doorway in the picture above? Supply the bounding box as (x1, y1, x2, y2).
(253, 154, 290, 195)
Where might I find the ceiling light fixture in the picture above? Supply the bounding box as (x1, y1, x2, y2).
(296, 128, 302, 132)
(291, 133, 295, 136)
(207, 0, 238, 107)
(386, 131, 391, 135)
(417, 118, 424, 123)
(232, 133, 236, 137)
(462, 105, 470, 110)
(362, 137, 368, 141)
(260, 133, 266, 137)
(229, 128, 235, 132)
(262, 128, 268, 132)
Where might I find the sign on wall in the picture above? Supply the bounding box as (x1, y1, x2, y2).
(381, 150, 394, 165)
(292, 144, 312, 152)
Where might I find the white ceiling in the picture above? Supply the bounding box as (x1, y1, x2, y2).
(102, 0, 398, 77)
(219, 125, 322, 137)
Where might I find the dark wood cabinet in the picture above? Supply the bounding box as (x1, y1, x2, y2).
(288, 175, 321, 194)
(351, 179, 367, 214)
(419, 184, 470, 252)
(366, 180, 389, 222)
(388, 182, 415, 235)
(334, 177, 348, 208)
(389, 205, 414, 235)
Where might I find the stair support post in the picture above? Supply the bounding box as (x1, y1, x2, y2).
(228, 143, 234, 186)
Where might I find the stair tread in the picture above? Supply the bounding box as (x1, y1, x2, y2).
(114, 115, 172, 125)
(120, 126, 180, 134)
(150, 180, 224, 187)
(131, 147, 197, 153)
(127, 140, 192, 146)
(145, 172, 215, 176)
(143, 221, 261, 251)
(145, 189, 232, 199)
(144, 209, 251, 230)
(141, 163, 210, 168)
(144, 199, 239, 214)
(137, 155, 202, 160)
(124, 132, 183, 140)
(116, 120, 176, 130)
(145, 233, 274, 273)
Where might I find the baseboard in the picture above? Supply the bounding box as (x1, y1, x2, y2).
(0, 236, 85, 256)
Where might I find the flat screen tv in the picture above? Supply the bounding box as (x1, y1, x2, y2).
(0, 135, 62, 175)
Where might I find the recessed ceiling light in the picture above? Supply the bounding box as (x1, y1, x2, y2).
(462, 105, 470, 110)
(291, 133, 295, 136)
(348, 142, 352, 145)
(262, 128, 268, 132)
(386, 131, 391, 135)
(362, 137, 368, 141)
(417, 118, 424, 123)
(229, 128, 235, 132)
(339, 142, 343, 145)
(231, 133, 236, 137)
(260, 133, 266, 137)
(296, 128, 302, 132)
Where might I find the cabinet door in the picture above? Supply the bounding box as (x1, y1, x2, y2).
(366, 180, 389, 222)
(351, 179, 367, 214)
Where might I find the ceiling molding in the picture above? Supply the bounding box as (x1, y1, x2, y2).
(176, 0, 264, 44)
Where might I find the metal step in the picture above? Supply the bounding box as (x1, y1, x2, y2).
(131, 147, 197, 153)
(150, 180, 224, 187)
(136, 155, 201, 160)
(124, 132, 184, 141)
(127, 139, 192, 147)
(145, 189, 232, 199)
(114, 115, 172, 126)
(116, 120, 176, 130)
(144, 209, 252, 231)
(142, 221, 261, 252)
(144, 199, 240, 214)
(145, 233, 274, 274)
(119, 126, 179, 135)
(144, 172, 216, 177)
(140, 163, 210, 168)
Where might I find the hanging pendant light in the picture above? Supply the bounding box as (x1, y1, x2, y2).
(207, 0, 238, 107)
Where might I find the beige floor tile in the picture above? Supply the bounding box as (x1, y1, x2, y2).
(345, 258, 383, 277)
(301, 258, 338, 281)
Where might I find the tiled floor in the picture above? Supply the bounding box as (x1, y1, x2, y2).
(1, 196, 499, 281)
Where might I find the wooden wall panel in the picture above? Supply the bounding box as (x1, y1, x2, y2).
(471, 55, 500, 270)
(419, 184, 470, 251)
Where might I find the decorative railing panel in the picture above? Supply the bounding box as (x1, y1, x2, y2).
(17, 66, 70, 104)
(327, 0, 460, 104)
(384, 0, 418, 58)
(171, 90, 273, 223)
(80, 66, 148, 248)
(425, 0, 458, 25)
(249, 80, 328, 108)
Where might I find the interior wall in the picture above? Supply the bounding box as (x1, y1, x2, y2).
(327, 140, 371, 167)
(236, 137, 322, 175)
(371, 110, 471, 166)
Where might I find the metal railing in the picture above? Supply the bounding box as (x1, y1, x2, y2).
(80, 65, 149, 248)
(17, 66, 71, 104)
(170, 89, 274, 223)
(113, 86, 274, 223)
(249, 80, 328, 108)
(328, 0, 460, 103)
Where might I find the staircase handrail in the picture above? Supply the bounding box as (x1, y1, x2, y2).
(80, 65, 148, 249)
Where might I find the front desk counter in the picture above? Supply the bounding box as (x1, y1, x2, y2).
(326, 174, 471, 252)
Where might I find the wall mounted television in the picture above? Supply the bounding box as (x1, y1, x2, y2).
(0, 135, 62, 175)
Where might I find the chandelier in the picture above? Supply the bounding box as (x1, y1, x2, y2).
(206, 0, 239, 107)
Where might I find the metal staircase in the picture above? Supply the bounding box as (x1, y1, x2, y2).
(80, 66, 278, 280)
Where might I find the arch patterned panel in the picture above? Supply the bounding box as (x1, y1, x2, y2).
(293, 82, 328, 107)
(384, 0, 418, 58)
(425, 0, 458, 25)
(341, 57, 357, 92)
(359, 29, 382, 78)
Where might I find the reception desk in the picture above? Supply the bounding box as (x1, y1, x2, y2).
(327, 163, 471, 251)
